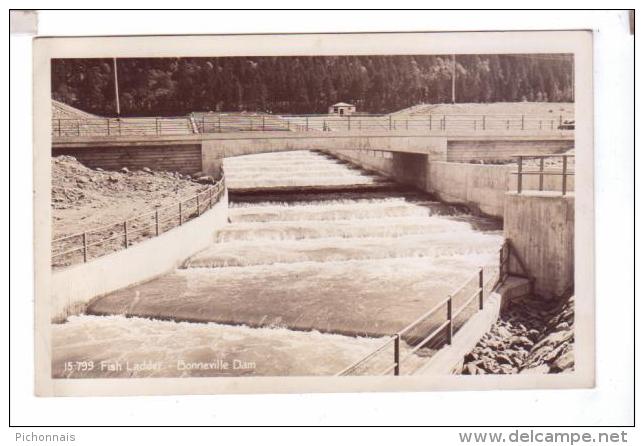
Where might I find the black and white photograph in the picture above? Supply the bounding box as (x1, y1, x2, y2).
(32, 30, 594, 396)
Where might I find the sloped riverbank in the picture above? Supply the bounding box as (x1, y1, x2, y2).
(461, 294, 574, 375)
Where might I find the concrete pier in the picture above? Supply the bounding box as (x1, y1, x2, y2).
(504, 192, 574, 299)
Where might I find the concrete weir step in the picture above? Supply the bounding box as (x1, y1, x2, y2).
(227, 182, 406, 199)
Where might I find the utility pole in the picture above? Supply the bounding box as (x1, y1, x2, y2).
(113, 58, 121, 116)
(451, 54, 456, 104)
(570, 57, 575, 102)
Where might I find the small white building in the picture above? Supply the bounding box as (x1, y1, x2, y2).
(328, 102, 356, 116)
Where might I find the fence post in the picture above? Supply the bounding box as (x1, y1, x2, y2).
(107, 119, 110, 136)
(521, 114, 525, 130)
(499, 246, 504, 280)
(551, 119, 554, 130)
(389, 115, 392, 130)
(482, 115, 486, 130)
(179, 202, 183, 225)
(57, 119, 61, 136)
(539, 157, 545, 191)
(155, 209, 159, 236)
(262, 116, 265, 131)
(442, 115, 446, 131)
(562, 155, 568, 196)
(249, 118, 253, 131)
(77, 120, 81, 136)
(218, 115, 222, 133)
(82, 232, 88, 263)
(306, 116, 309, 132)
(429, 115, 432, 131)
(155, 118, 160, 135)
(447, 296, 453, 345)
(123, 221, 128, 248)
(118, 119, 122, 135)
(517, 156, 523, 193)
(559, 114, 563, 127)
(405, 119, 408, 130)
(394, 334, 400, 376)
(478, 268, 484, 310)
(506, 119, 510, 130)
(473, 119, 477, 131)
(348, 116, 351, 131)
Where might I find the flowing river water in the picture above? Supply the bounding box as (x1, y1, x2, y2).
(52, 150, 503, 378)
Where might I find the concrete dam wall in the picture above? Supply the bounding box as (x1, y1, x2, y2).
(447, 138, 574, 163)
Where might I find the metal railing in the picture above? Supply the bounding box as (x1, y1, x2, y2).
(51, 177, 225, 268)
(51, 116, 195, 137)
(336, 239, 534, 377)
(195, 113, 574, 133)
(513, 153, 575, 196)
(192, 113, 300, 133)
(52, 113, 574, 137)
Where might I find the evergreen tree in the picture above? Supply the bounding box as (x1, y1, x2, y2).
(51, 54, 574, 116)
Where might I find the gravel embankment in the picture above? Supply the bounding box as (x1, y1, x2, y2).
(461, 294, 574, 375)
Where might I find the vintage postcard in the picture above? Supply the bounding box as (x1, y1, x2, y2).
(33, 31, 594, 396)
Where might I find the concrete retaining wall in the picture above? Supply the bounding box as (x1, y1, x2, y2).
(52, 143, 203, 174)
(447, 139, 574, 163)
(51, 191, 229, 321)
(504, 192, 574, 299)
(426, 162, 511, 218)
(427, 162, 574, 219)
(328, 149, 428, 190)
(329, 148, 573, 220)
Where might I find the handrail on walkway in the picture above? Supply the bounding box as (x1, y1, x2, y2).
(51, 112, 575, 137)
(511, 153, 575, 196)
(336, 239, 531, 377)
(51, 176, 226, 268)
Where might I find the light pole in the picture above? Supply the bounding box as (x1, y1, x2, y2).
(451, 54, 456, 104)
(113, 58, 121, 116)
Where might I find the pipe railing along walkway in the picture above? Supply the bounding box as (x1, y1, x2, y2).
(513, 153, 575, 196)
(336, 239, 533, 376)
(51, 177, 226, 269)
(52, 113, 575, 137)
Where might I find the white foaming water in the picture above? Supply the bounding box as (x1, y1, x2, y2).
(215, 216, 475, 242)
(225, 176, 386, 189)
(52, 315, 427, 378)
(187, 232, 501, 268)
(227, 200, 455, 223)
(224, 150, 389, 189)
(55, 150, 503, 377)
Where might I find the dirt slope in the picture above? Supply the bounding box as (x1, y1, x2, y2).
(52, 155, 209, 238)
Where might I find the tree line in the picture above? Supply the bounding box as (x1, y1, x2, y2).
(51, 54, 574, 117)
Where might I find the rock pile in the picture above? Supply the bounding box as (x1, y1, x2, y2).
(52, 156, 209, 210)
(461, 294, 574, 375)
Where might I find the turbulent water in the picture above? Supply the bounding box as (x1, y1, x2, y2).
(53, 150, 503, 378)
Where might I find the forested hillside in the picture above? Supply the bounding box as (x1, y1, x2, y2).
(52, 54, 574, 116)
